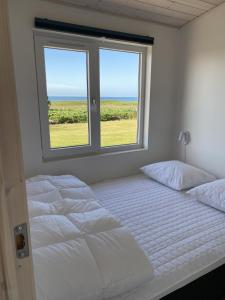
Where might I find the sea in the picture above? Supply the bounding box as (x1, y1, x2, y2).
(48, 96, 138, 102)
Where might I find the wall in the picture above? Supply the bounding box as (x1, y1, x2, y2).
(8, 0, 179, 183)
(175, 2, 225, 177)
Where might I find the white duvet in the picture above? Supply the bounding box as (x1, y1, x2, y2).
(26, 175, 154, 300)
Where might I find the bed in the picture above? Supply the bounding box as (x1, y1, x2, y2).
(91, 174, 225, 300)
(27, 173, 225, 300)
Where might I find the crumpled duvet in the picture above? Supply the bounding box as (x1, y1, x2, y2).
(26, 175, 154, 300)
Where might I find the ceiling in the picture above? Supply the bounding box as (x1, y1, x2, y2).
(49, 0, 225, 27)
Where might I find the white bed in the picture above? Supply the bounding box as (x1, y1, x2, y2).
(92, 174, 225, 300)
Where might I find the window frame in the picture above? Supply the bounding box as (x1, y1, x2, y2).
(34, 30, 149, 160)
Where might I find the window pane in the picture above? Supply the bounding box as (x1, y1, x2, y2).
(99, 48, 140, 147)
(44, 47, 89, 148)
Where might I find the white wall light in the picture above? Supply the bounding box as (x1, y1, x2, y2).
(178, 130, 190, 162)
(178, 131, 190, 145)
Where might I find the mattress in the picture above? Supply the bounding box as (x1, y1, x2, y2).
(91, 174, 225, 300)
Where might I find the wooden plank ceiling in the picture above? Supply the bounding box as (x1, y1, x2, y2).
(49, 0, 225, 27)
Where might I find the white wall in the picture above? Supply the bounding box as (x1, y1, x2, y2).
(8, 0, 179, 183)
(175, 2, 225, 177)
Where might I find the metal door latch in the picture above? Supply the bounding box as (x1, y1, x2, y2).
(14, 223, 29, 259)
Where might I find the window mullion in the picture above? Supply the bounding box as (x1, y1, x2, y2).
(89, 44, 101, 151)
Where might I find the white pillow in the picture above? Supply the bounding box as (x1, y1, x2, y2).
(141, 160, 216, 191)
(188, 179, 225, 212)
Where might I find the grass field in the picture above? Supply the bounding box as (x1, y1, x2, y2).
(50, 100, 137, 110)
(49, 100, 138, 148)
(49, 100, 138, 124)
(50, 119, 137, 148)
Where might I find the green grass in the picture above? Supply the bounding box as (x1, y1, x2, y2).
(48, 100, 138, 124)
(50, 100, 138, 109)
(50, 119, 137, 148)
(48, 100, 138, 148)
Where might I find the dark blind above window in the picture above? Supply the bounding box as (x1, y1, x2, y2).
(35, 18, 154, 46)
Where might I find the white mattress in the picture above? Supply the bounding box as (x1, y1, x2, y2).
(91, 174, 225, 300)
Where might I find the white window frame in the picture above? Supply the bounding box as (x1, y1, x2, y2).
(34, 30, 149, 160)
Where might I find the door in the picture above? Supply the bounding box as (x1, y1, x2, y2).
(0, 0, 36, 299)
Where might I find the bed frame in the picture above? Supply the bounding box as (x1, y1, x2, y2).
(162, 264, 225, 300)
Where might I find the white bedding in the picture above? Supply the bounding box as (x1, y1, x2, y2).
(92, 174, 225, 300)
(27, 175, 154, 300)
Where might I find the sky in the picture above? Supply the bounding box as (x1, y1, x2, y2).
(44, 47, 139, 98)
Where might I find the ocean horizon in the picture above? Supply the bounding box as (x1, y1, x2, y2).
(48, 96, 138, 102)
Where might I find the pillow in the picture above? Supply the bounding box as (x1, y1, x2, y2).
(188, 179, 225, 212)
(141, 160, 216, 191)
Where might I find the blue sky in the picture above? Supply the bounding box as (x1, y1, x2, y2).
(44, 47, 139, 98)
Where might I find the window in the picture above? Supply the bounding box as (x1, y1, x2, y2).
(35, 31, 149, 159)
(44, 47, 89, 148)
(99, 49, 140, 147)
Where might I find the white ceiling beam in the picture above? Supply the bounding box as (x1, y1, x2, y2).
(168, 3, 206, 15)
(202, 0, 225, 4)
(120, 0, 195, 20)
(168, 0, 214, 10)
(43, 0, 225, 28)
(135, 0, 207, 15)
(117, 5, 186, 26)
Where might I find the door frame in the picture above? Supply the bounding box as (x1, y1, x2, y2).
(0, 0, 36, 299)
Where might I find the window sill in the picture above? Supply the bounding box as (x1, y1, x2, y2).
(42, 146, 149, 162)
